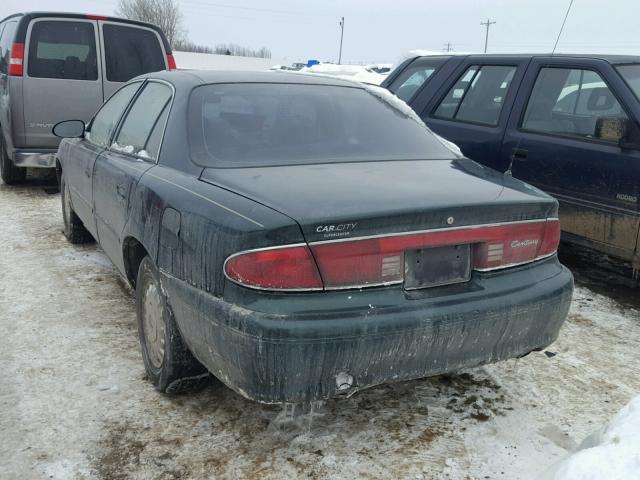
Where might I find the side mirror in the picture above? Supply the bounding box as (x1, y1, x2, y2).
(595, 117, 627, 143)
(53, 120, 85, 139)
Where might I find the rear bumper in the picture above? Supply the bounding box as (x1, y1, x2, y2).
(13, 150, 56, 168)
(161, 256, 573, 403)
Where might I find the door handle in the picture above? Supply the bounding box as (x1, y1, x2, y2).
(511, 148, 528, 160)
(116, 185, 127, 199)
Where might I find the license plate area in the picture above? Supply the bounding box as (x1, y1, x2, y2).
(404, 244, 471, 290)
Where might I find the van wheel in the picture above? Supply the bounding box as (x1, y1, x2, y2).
(136, 256, 209, 394)
(0, 136, 26, 185)
(60, 172, 94, 244)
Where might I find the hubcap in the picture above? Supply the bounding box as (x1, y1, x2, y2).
(62, 181, 72, 230)
(142, 281, 165, 369)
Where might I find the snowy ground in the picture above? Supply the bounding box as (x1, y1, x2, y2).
(1, 175, 639, 480)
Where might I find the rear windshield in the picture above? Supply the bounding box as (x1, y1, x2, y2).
(616, 64, 640, 101)
(103, 23, 165, 82)
(27, 20, 98, 80)
(188, 83, 455, 167)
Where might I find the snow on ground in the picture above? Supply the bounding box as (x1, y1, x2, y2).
(1, 176, 639, 480)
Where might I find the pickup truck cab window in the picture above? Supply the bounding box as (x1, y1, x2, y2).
(387, 57, 448, 102)
(616, 64, 640, 102)
(433, 65, 516, 126)
(87, 82, 141, 147)
(521, 67, 628, 143)
(113, 81, 172, 160)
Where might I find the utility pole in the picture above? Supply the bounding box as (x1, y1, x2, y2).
(480, 18, 496, 53)
(443, 42, 454, 52)
(338, 17, 344, 64)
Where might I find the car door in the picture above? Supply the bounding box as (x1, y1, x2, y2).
(98, 21, 168, 100)
(93, 80, 173, 270)
(22, 18, 103, 148)
(64, 82, 142, 234)
(502, 57, 640, 260)
(419, 57, 530, 171)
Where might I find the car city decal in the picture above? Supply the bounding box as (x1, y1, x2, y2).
(315, 222, 358, 239)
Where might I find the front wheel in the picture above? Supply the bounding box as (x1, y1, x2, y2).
(0, 136, 26, 185)
(136, 256, 209, 394)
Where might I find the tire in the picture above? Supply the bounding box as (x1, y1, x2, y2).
(60, 172, 94, 244)
(136, 256, 209, 394)
(0, 135, 26, 185)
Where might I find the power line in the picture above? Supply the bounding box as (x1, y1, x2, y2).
(552, 0, 575, 54)
(480, 18, 496, 53)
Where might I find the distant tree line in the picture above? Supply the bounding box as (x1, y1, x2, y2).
(116, 0, 272, 58)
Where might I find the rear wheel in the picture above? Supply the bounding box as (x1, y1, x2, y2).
(60, 172, 93, 244)
(0, 135, 26, 185)
(136, 256, 209, 394)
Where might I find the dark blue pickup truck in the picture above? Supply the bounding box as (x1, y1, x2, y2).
(382, 54, 640, 277)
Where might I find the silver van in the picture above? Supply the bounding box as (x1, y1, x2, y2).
(0, 12, 175, 184)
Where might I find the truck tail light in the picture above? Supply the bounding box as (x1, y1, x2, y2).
(9, 43, 24, 76)
(224, 219, 560, 292)
(224, 244, 323, 291)
(166, 54, 177, 70)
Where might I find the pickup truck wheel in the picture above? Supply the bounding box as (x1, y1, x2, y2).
(136, 256, 209, 394)
(60, 173, 94, 244)
(0, 136, 26, 185)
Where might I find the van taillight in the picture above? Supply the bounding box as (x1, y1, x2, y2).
(224, 219, 560, 291)
(9, 43, 24, 76)
(167, 54, 177, 70)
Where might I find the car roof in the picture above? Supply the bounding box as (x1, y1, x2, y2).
(139, 70, 367, 89)
(412, 53, 640, 65)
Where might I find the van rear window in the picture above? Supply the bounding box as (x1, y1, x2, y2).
(103, 24, 166, 82)
(27, 20, 98, 80)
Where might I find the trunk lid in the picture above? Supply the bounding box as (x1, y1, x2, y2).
(200, 159, 557, 243)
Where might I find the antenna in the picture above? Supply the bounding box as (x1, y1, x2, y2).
(552, 0, 575, 54)
(480, 18, 496, 53)
(443, 42, 454, 52)
(338, 17, 345, 64)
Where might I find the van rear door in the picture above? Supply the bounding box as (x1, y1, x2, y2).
(98, 21, 168, 99)
(22, 18, 103, 148)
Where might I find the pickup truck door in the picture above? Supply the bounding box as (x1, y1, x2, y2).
(502, 57, 640, 262)
(64, 81, 142, 235)
(419, 56, 531, 171)
(92, 80, 172, 273)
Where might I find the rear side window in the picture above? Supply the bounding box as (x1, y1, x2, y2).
(88, 82, 141, 147)
(0, 21, 18, 75)
(433, 65, 516, 126)
(521, 68, 627, 142)
(113, 82, 172, 160)
(103, 24, 165, 82)
(388, 58, 446, 102)
(27, 20, 98, 80)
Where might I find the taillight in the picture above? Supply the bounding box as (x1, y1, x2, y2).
(85, 14, 109, 20)
(9, 43, 24, 76)
(224, 244, 323, 291)
(166, 54, 177, 70)
(224, 219, 560, 291)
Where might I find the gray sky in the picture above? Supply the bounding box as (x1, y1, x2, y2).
(2, 0, 640, 63)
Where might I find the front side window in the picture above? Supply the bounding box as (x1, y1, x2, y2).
(433, 65, 516, 126)
(87, 83, 141, 147)
(522, 68, 627, 142)
(616, 64, 640, 102)
(27, 20, 98, 80)
(388, 58, 446, 102)
(0, 21, 17, 75)
(113, 82, 172, 160)
(102, 24, 166, 82)
(188, 83, 454, 168)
